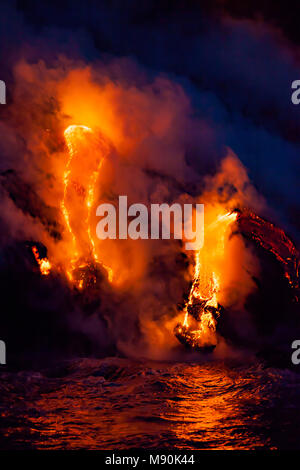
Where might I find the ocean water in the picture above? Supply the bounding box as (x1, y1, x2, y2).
(1, 357, 300, 450)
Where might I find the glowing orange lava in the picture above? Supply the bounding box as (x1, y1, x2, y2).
(60, 124, 113, 288)
(32, 246, 52, 276)
(176, 211, 237, 350)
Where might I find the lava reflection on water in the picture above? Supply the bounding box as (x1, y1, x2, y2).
(1, 358, 298, 450)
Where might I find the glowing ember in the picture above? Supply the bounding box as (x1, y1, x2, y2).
(32, 246, 51, 276)
(175, 211, 237, 351)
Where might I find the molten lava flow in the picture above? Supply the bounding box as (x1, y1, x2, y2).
(175, 211, 237, 351)
(60, 125, 113, 288)
(237, 210, 299, 295)
(32, 246, 51, 276)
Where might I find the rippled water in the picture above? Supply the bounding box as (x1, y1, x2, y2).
(1, 358, 300, 450)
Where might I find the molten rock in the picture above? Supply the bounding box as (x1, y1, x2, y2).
(174, 323, 217, 352)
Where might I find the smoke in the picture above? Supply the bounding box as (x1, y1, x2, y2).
(0, 1, 299, 364)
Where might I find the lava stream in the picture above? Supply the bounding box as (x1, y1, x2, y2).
(61, 124, 113, 288)
(175, 211, 237, 351)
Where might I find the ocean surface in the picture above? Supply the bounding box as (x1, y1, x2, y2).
(1, 357, 300, 450)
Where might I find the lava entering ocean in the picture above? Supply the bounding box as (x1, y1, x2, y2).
(28, 120, 300, 355)
(15, 66, 298, 358)
(28, 125, 300, 355)
(175, 211, 238, 351)
(175, 207, 300, 352)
